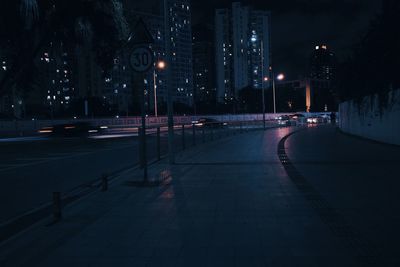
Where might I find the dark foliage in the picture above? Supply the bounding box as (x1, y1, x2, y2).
(337, 0, 400, 107)
(0, 0, 129, 95)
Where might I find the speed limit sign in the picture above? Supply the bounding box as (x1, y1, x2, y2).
(130, 46, 154, 73)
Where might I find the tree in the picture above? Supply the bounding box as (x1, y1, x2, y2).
(0, 0, 129, 97)
(337, 0, 400, 107)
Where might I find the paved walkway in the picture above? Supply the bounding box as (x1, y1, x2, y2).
(0, 126, 398, 266)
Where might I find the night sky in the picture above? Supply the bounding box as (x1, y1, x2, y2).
(132, 0, 382, 79)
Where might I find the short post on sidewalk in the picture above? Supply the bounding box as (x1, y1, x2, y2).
(192, 123, 196, 146)
(157, 127, 161, 161)
(181, 124, 186, 150)
(101, 174, 108, 192)
(53, 192, 62, 222)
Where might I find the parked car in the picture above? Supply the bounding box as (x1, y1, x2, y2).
(39, 122, 107, 137)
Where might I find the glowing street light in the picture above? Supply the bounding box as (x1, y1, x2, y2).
(157, 60, 166, 70)
(153, 60, 166, 117)
(277, 73, 285, 81)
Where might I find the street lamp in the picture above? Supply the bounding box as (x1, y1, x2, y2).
(164, 0, 175, 164)
(153, 60, 166, 117)
(272, 72, 285, 114)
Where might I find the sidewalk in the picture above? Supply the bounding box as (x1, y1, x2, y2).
(0, 127, 359, 267)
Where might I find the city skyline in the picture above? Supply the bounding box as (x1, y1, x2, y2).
(0, 2, 399, 266)
(0, 0, 390, 118)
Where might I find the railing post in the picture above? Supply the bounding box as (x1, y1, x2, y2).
(101, 174, 108, 192)
(53, 192, 62, 222)
(138, 127, 144, 168)
(182, 124, 186, 150)
(157, 127, 161, 161)
(192, 124, 196, 146)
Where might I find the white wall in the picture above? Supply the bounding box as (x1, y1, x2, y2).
(339, 89, 400, 145)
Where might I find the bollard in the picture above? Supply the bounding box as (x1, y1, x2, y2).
(202, 128, 205, 143)
(138, 127, 145, 168)
(53, 192, 62, 221)
(157, 127, 161, 161)
(240, 122, 243, 133)
(211, 127, 214, 141)
(101, 174, 108, 192)
(192, 124, 196, 146)
(181, 124, 186, 150)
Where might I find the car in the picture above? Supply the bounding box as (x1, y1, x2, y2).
(192, 118, 227, 128)
(38, 122, 107, 137)
(276, 115, 293, 126)
(290, 113, 306, 124)
(290, 113, 305, 120)
(307, 116, 325, 124)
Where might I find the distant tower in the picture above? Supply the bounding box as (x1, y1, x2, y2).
(164, 0, 194, 107)
(308, 45, 337, 112)
(215, 2, 271, 103)
(192, 24, 216, 106)
(310, 45, 335, 81)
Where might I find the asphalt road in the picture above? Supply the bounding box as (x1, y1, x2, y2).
(0, 124, 263, 225)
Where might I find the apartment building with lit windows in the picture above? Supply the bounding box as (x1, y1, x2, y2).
(215, 2, 271, 103)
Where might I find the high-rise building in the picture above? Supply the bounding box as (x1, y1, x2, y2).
(306, 45, 337, 111)
(121, 0, 194, 109)
(310, 45, 335, 81)
(39, 47, 75, 109)
(192, 24, 216, 106)
(164, 0, 194, 107)
(215, 2, 271, 103)
(0, 55, 12, 115)
(102, 53, 132, 116)
(33, 43, 76, 117)
(73, 43, 105, 116)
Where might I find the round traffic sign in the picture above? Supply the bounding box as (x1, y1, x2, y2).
(130, 46, 154, 73)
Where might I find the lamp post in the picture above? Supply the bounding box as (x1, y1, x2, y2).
(153, 60, 165, 117)
(164, 0, 175, 164)
(272, 73, 285, 114)
(261, 40, 266, 130)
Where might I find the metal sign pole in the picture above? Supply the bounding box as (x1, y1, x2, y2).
(140, 74, 148, 182)
(128, 18, 155, 184)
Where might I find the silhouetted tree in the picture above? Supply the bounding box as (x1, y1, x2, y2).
(337, 0, 400, 107)
(0, 0, 129, 96)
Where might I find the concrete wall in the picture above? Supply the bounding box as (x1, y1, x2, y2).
(339, 89, 400, 145)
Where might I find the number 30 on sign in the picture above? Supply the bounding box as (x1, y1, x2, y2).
(130, 46, 154, 73)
